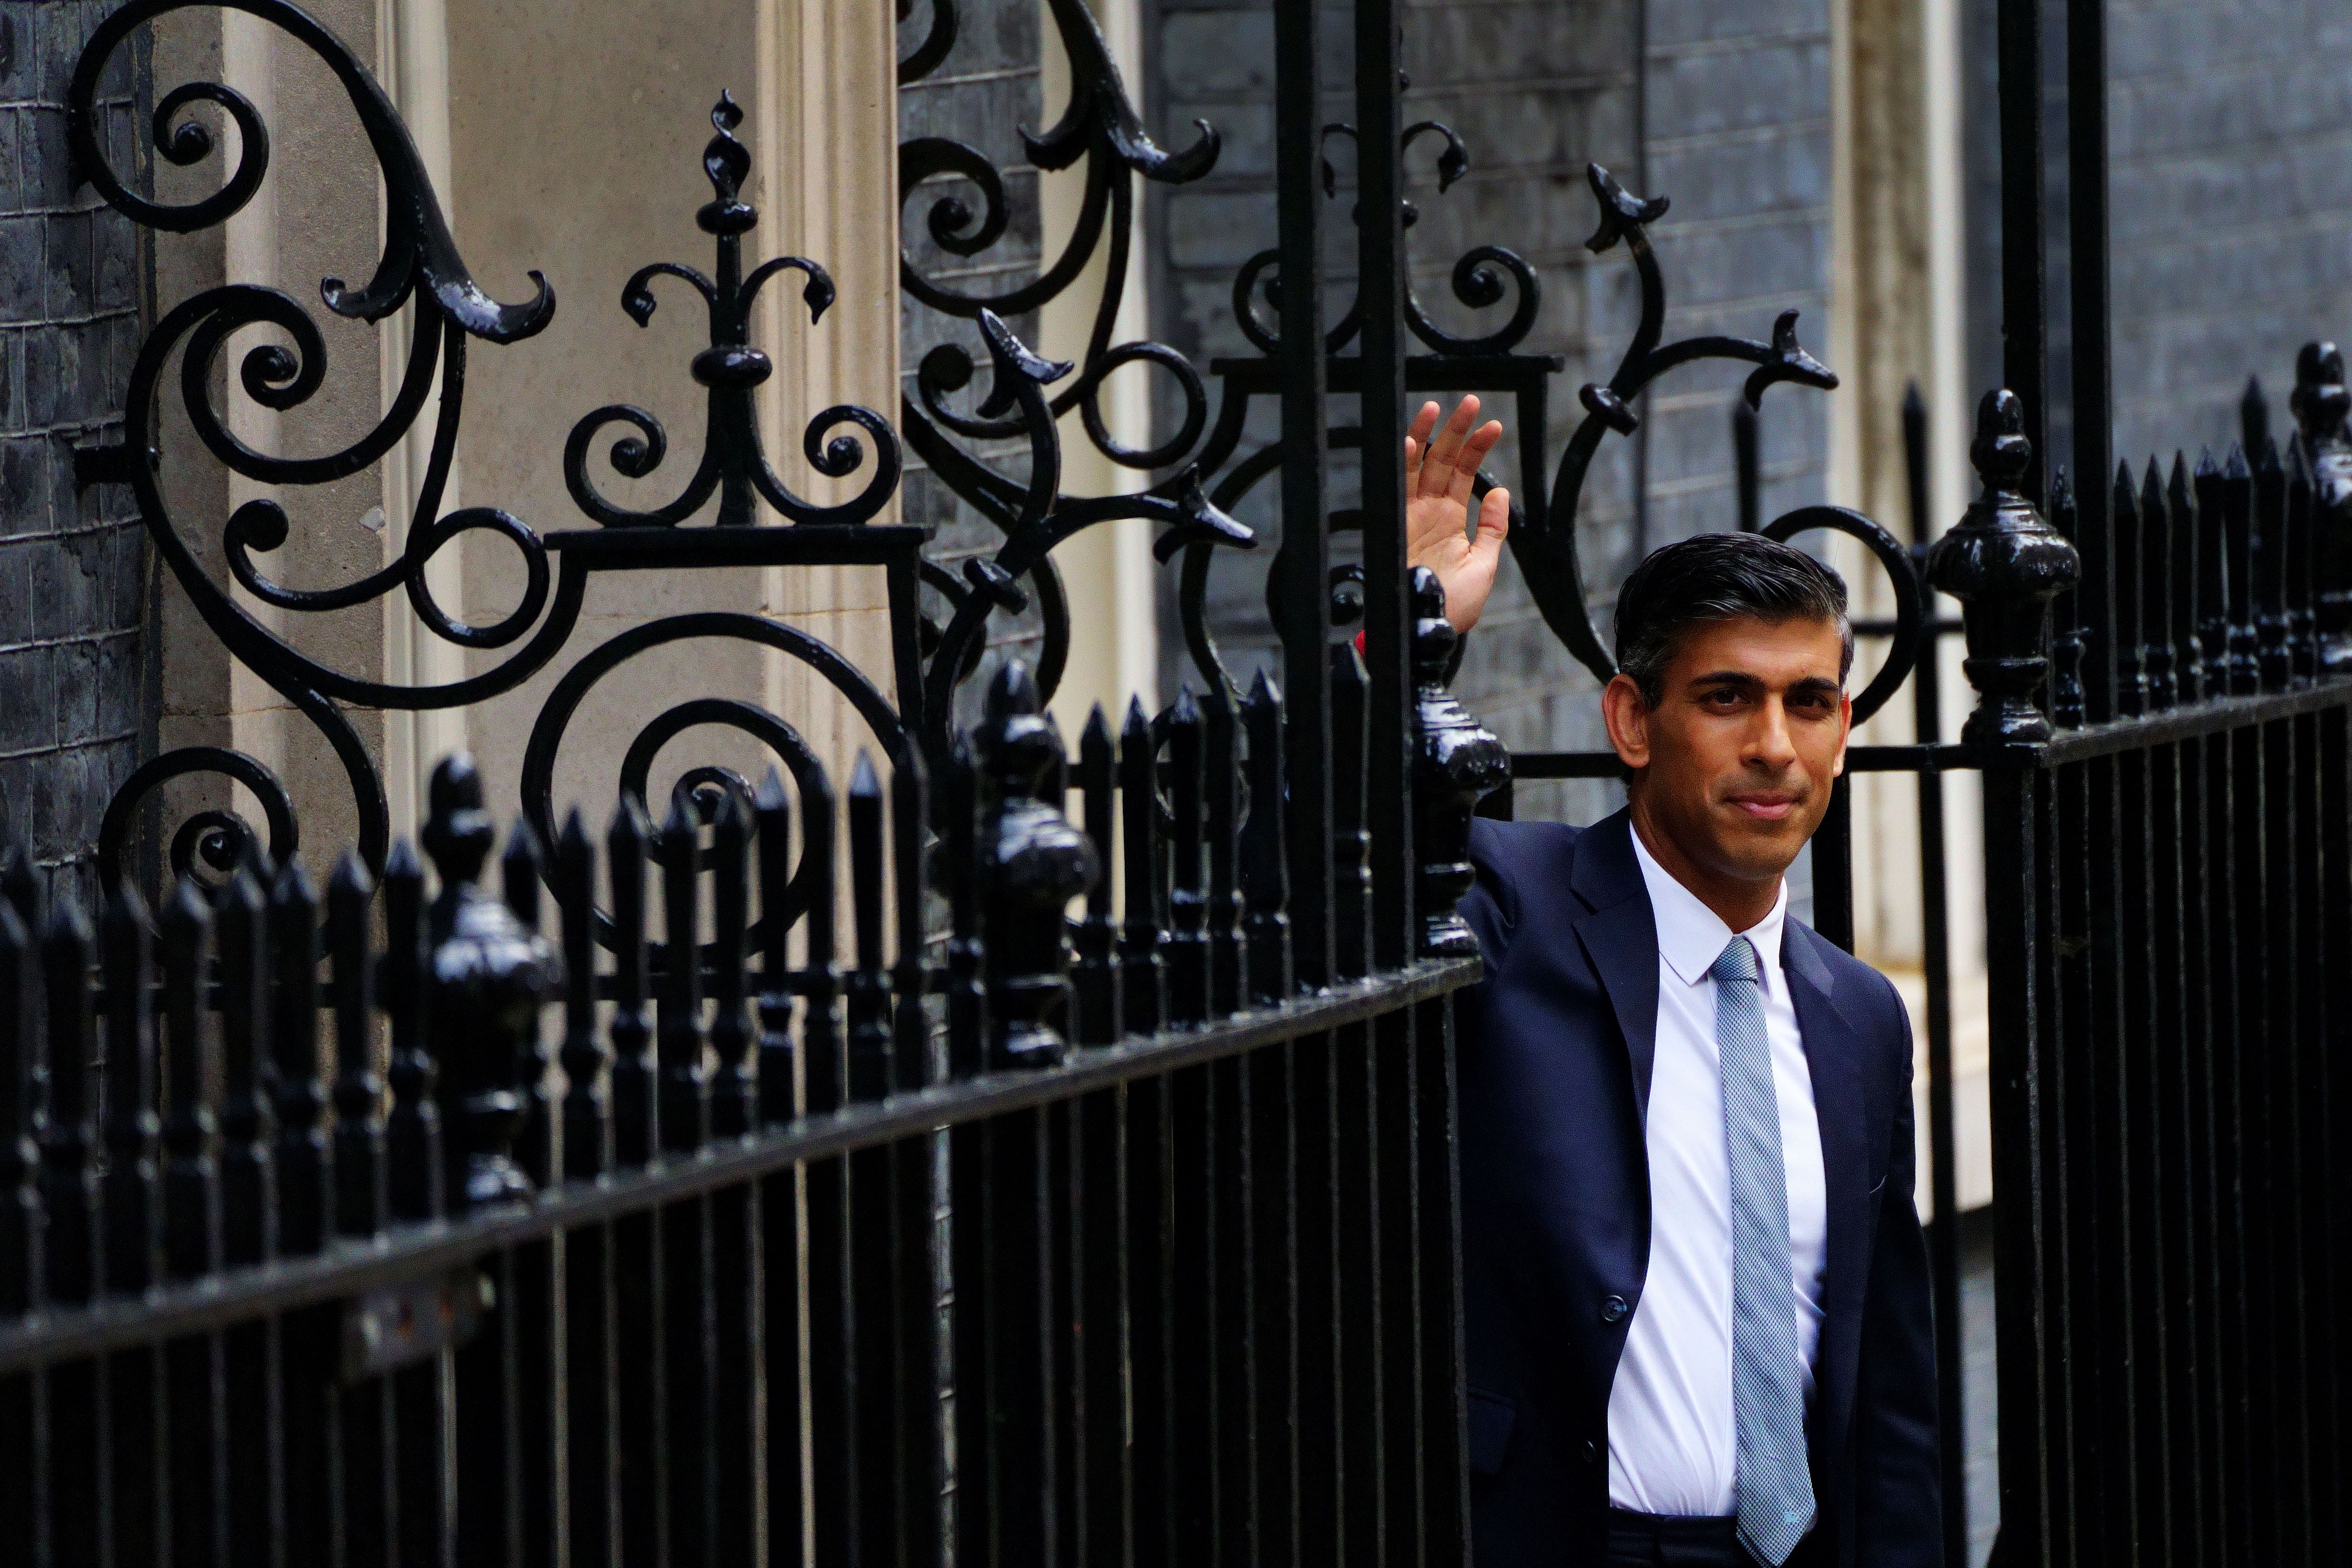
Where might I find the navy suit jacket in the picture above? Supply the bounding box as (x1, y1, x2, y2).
(1456, 811, 1939, 1568)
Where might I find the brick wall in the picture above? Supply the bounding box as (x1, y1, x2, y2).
(1144, 0, 1835, 825)
(2104, 0, 2352, 465)
(896, 0, 1049, 728)
(1966, 0, 2352, 486)
(0, 2, 149, 911)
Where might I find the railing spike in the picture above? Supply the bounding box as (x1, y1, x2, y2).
(2222, 442, 2260, 694)
(2138, 457, 2174, 710)
(215, 868, 276, 1264)
(845, 751, 891, 1102)
(1203, 682, 1248, 1016)
(1117, 697, 1167, 1033)
(503, 816, 558, 1184)
(101, 879, 163, 1297)
(1073, 704, 1122, 1044)
(556, 809, 611, 1178)
(2048, 468, 2085, 728)
(751, 769, 799, 1127)
(383, 837, 442, 1220)
(1165, 684, 1210, 1026)
(268, 859, 330, 1254)
(2111, 459, 2147, 718)
(2195, 448, 2233, 702)
(1241, 669, 1293, 1003)
(890, 742, 932, 1091)
(942, 731, 987, 1077)
(329, 851, 386, 1238)
(2168, 453, 2203, 704)
(710, 789, 757, 1139)
(159, 877, 218, 1285)
(2253, 438, 2292, 691)
(40, 893, 100, 1303)
(2285, 433, 2317, 684)
(658, 787, 710, 1153)
(798, 762, 841, 1117)
(1330, 640, 1373, 978)
(608, 796, 658, 1167)
(2242, 373, 2271, 458)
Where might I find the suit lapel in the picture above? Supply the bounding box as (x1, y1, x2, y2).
(1568, 812, 1662, 1122)
(1781, 920, 1873, 1466)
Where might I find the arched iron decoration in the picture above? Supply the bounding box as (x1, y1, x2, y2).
(70, 3, 915, 901)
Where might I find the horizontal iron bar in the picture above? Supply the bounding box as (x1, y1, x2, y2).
(546, 524, 932, 569)
(2034, 679, 2352, 763)
(1210, 353, 1567, 396)
(0, 956, 1476, 1371)
(1855, 616, 1963, 638)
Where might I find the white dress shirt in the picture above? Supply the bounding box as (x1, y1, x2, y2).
(1607, 831, 1828, 1516)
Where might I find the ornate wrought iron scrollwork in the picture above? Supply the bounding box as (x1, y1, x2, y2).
(896, 0, 1246, 721)
(565, 93, 900, 531)
(75, 4, 912, 903)
(1518, 164, 1846, 684)
(913, 310, 1252, 745)
(71, 0, 566, 883)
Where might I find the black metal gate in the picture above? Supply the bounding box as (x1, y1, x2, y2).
(6, 0, 2352, 1564)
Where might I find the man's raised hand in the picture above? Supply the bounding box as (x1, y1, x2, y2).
(1404, 396, 1510, 634)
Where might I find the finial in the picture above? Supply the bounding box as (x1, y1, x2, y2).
(1969, 388, 2032, 496)
(422, 753, 496, 890)
(977, 660, 1096, 1066)
(425, 758, 561, 1209)
(1929, 389, 2080, 745)
(1412, 569, 1510, 956)
(699, 90, 756, 235)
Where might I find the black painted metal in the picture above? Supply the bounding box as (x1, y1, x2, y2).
(32, 2, 2352, 1565)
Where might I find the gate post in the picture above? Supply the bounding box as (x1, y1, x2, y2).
(1929, 390, 2077, 1568)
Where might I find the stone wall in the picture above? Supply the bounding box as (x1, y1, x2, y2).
(0, 2, 149, 910)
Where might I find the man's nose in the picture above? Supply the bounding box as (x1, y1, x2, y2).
(1746, 698, 1800, 767)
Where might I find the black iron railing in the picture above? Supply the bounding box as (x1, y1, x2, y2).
(0, 604, 1502, 1562)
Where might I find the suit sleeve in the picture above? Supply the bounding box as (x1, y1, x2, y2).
(1458, 818, 1521, 981)
(1849, 976, 1942, 1568)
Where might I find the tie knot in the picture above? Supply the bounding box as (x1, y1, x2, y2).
(1710, 934, 1761, 985)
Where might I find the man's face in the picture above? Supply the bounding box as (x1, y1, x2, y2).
(1602, 613, 1851, 889)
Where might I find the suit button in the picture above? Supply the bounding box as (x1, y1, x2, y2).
(1581, 1439, 1600, 1465)
(1600, 1294, 1631, 1324)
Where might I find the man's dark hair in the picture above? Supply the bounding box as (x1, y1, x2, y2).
(1613, 532, 1854, 707)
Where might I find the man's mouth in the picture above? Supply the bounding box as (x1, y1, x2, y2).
(1725, 793, 1799, 822)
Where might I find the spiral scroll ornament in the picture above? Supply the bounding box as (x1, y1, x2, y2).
(70, 0, 566, 887)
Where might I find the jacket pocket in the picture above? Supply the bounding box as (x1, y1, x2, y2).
(1466, 1386, 1517, 1477)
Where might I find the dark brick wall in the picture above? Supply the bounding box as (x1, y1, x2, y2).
(1143, 0, 1835, 826)
(895, 0, 1049, 729)
(2104, 0, 2352, 464)
(1965, 0, 2352, 486)
(0, 2, 149, 911)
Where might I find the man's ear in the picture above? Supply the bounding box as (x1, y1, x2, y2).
(1831, 688, 1852, 779)
(1602, 672, 1651, 772)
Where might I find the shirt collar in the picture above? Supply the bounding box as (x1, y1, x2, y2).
(1628, 823, 1789, 992)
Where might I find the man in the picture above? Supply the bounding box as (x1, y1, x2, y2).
(1405, 398, 1939, 1568)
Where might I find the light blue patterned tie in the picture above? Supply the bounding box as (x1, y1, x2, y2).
(1711, 935, 1815, 1565)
